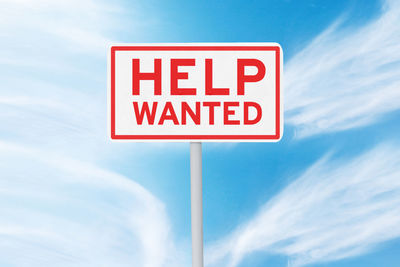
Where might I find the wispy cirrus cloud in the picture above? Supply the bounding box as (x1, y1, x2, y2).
(285, 0, 400, 137)
(0, 0, 119, 157)
(0, 0, 184, 158)
(0, 141, 188, 267)
(0, 2, 188, 266)
(0, 0, 118, 55)
(206, 143, 400, 267)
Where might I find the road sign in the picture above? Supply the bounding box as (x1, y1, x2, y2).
(107, 43, 283, 267)
(108, 43, 282, 142)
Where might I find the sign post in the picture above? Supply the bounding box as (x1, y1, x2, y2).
(190, 142, 203, 267)
(108, 43, 283, 267)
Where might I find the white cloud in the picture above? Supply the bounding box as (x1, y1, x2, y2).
(0, 140, 188, 267)
(0, 2, 189, 266)
(285, 0, 400, 137)
(0, 0, 185, 158)
(0, 0, 118, 53)
(0, 0, 118, 156)
(206, 143, 400, 267)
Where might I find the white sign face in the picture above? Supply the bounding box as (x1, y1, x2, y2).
(108, 43, 282, 142)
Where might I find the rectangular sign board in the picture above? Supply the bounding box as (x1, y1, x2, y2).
(108, 43, 283, 142)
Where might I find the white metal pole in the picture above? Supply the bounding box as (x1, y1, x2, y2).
(190, 142, 203, 267)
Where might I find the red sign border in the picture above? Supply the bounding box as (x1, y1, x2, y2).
(110, 45, 281, 141)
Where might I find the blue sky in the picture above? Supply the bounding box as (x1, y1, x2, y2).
(1, 0, 400, 266)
